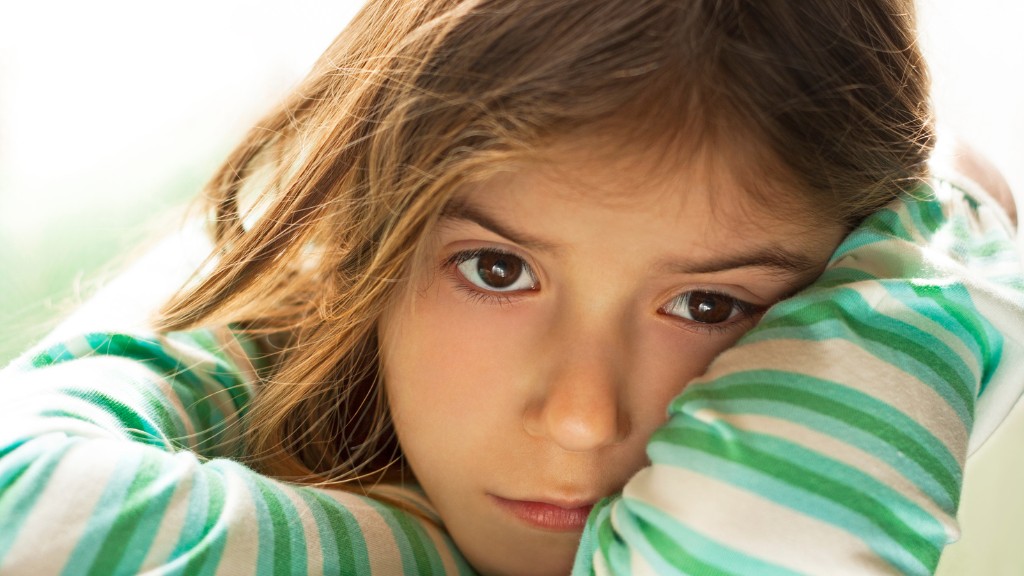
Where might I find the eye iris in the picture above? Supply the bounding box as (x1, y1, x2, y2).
(477, 252, 522, 288)
(687, 292, 734, 324)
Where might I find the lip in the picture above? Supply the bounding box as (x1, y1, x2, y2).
(490, 495, 596, 531)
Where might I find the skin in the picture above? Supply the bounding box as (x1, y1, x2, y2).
(378, 144, 848, 576)
(946, 137, 1017, 226)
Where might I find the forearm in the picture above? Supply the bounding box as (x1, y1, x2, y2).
(0, 333, 473, 575)
(575, 178, 1024, 575)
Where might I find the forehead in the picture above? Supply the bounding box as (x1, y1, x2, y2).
(438, 142, 848, 283)
(453, 139, 829, 242)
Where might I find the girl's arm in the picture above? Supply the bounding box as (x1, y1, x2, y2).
(3, 176, 1018, 576)
(574, 177, 1024, 575)
(0, 329, 474, 575)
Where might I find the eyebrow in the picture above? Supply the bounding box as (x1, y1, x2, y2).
(440, 198, 821, 276)
(657, 246, 821, 276)
(440, 199, 561, 252)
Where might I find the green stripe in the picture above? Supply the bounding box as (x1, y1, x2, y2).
(828, 190, 941, 263)
(391, 507, 441, 574)
(62, 389, 168, 448)
(367, 498, 431, 574)
(756, 292, 976, 416)
(676, 392, 956, 510)
(62, 449, 144, 576)
(905, 283, 1000, 391)
(180, 466, 228, 576)
(628, 499, 803, 576)
(861, 206, 912, 239)
(754, 278, 986, 424)
(905, 284, 989, 361)
(906, 190, 942, 236)
(677, 375, 960, 504)
(53, 332, 250, 455)
(81, 333, 239, 421)
(655, 424, 941, 570)
(254, 479, 307, 575)
(649, 444, 931, 574)
(137, 387, 189, 451)
(0, 436, 70, 566)
(29, 342, 76, 368)
(303, 491, 361, 572)
(595, 500, 631, 574)
(88, 452, 170, 576)
(809, 266, 879, 290)
(830, 228, 901, 261)
(633, 509, 736, 576)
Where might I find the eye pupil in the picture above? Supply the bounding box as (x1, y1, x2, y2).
(477, 252, 522, 288)
(687, 292, 734, 324)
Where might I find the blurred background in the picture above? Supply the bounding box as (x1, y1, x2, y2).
(0, 1, 364, 361)
(1, 1, 1022, 363)
(0, 1, 1022, 571)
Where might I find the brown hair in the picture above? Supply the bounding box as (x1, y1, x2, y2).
(154, 0, 934, 487)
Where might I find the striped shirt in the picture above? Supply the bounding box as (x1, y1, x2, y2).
(1, 177, 1022, 575)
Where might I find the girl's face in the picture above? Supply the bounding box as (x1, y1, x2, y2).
(378, 144, 847, 576)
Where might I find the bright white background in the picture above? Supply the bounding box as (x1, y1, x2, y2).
(0, 2, 362, 259)
(0, 1, 364, 356)
(0, 2, 1020, 331)
(0, 0, 1021, 571)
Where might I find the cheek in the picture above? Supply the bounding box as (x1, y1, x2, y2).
(381, 283, 755, 455)
(629, 321, 751, 433)
(378, 284, 540, 467)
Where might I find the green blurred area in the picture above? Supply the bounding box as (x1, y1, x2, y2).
(0, 165, 211, 366)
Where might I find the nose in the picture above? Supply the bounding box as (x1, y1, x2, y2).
(523, 337, 630, 452)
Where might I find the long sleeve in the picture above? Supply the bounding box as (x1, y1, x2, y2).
(3, 178, 1021, 575)
(0, 329, 474, 575)
(573, 178, 1024, 575)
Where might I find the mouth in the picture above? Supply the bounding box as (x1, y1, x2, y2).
(489, 494, 596, 532)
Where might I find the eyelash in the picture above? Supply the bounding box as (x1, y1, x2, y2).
(659, 290, 765, 335)
(443, 248, 537, 305)
(443, 248, 767, 333)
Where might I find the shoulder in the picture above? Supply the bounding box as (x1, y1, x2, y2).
(930, 132, 1017, 229)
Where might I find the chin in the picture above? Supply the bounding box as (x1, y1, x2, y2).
(460, 532, 580, 576)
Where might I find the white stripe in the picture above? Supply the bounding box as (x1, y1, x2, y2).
(701, 337, 970, 465)
(366, 484, 462, 572)
(145, 371, 200, 449)
(965, 281, 1024, 452)
(2, 438, 123, 574)
(137, 455, 196, 572)
(215, 464, 261, 574)
(693, 408, 958, 539)
(369, 484, 443, 523)
(629, 548, 660, 576)
(861, 278, 982, 384)
(420, 514, 461, 575)
(593, 547, 611, 576)
(323, 489, 405, 574)
(624, 465, 901, 575)
(176, 331, 253, 455)
(4, 357, 143, 441)
(276, 486, 323, 575)
(160, 333, 249, 455)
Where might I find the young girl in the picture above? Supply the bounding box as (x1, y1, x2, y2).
(2, 1, 1022, 575)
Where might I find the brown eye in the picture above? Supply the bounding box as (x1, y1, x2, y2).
(455, 249, 537, 292)
(476, 251, 521, 288)
(686, 292, 736, 323)
(662, 290, 749, 325)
